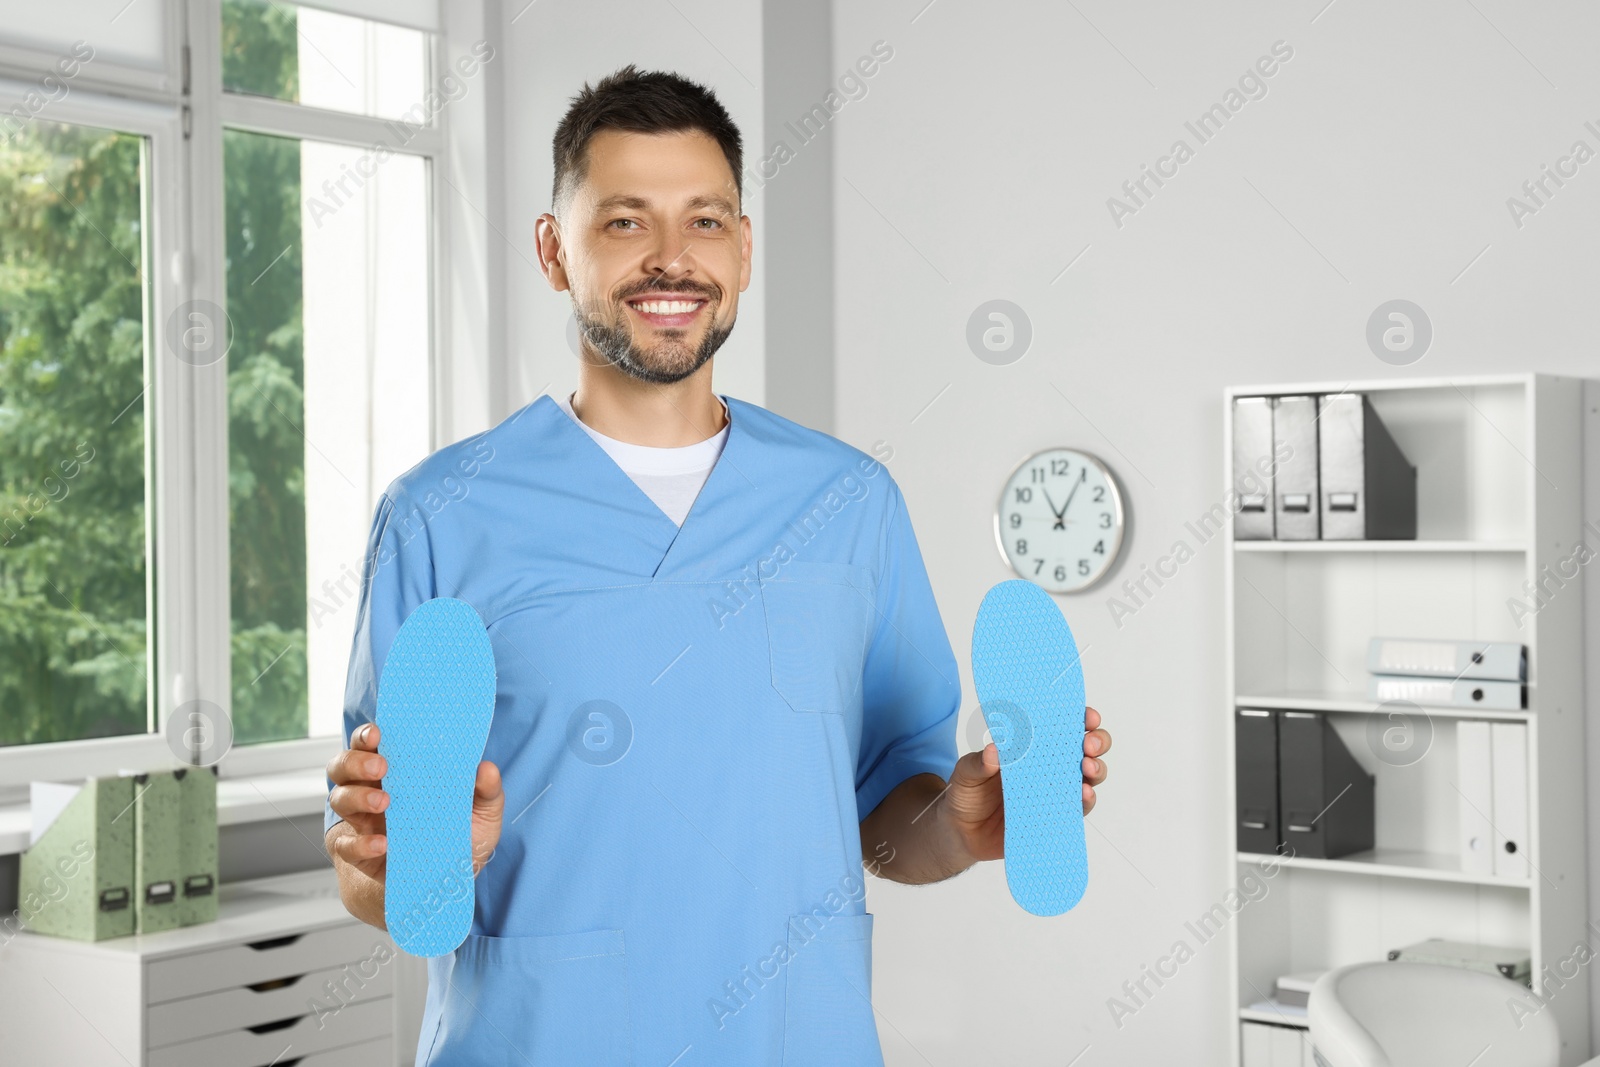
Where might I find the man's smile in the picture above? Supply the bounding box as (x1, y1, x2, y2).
(625, 292, 708, 328)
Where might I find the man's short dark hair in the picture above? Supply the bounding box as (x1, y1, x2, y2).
(551, 64, 743, 220)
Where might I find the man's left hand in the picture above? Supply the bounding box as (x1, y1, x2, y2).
(943, 705, 1111, 864)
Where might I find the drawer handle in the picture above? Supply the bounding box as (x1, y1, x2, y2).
(246, 1015, 302, 1035)
(246, 934, 304, 952)
(246, 975, 305, 992)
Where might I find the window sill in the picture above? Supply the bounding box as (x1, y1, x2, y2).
(0, 767, 330, 857)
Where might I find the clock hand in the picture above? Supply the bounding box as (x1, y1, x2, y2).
(1058, 476, 1083, 520)
(1041, 488, 1063, 520)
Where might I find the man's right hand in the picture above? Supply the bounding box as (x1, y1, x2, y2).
(325, 722, 506, 889)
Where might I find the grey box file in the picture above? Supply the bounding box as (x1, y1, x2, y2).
(1236, 710, 1281, 854)
(1317, 393, 1417, 540)
(1277, 711, 1375, 860)
(1272, 396, 1320, 540)
(1233, 397, 1276, 540)
(1367, 637, 1526, 682)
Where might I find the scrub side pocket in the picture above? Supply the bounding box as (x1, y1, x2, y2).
(423, 929, 631, 1066)
(758, 561, 875, 715)
(781, 911, 883, 1067)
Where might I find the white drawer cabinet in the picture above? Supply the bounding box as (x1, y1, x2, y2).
(0, 870, 405, 1066)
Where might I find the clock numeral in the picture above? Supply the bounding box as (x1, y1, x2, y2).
(1099, 512, 1112, 529)
(1094, 539, 1105, 555)
(1030, 466, 1046, 483)
(1054, 564, 1067, 582)
(1080, 467, 1088, 483)
(1033, 559, 1045, 576)
(1050, 458, 1069, 476)
(1093, 486, 1105, 503)
(1015, 538, 1028, 555)
(1078, 559, 1090, 576)
(1014, 487, 1032, 504)
(1009, 513, 1022, 529)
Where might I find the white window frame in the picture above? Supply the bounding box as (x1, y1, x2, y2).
(0, 78, 187, 790)
(0, 0, 489, 789)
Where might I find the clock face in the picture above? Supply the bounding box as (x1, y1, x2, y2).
(993, 448, 1126, 593)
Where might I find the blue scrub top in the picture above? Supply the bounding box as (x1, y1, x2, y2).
(325, 393, 961, 1066)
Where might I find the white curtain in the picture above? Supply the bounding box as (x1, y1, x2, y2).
(3, 2, 167, 71)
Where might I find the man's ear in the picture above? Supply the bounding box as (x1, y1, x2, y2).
(535, 212, 570, 292)
(738, 214, 753, 293)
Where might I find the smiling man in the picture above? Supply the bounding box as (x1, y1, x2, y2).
(323, 64, 1111, 1065)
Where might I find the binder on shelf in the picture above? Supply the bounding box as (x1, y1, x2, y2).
(1367, 675, 1523, 711)
(1272, 395, 1320, 540)
(1456, 721, 1496, 877)
(175, 767, 219, 927)
(1490, 722, 1530, 879)
(1317, 393, 1417, 540)
(1233, 397, 1276, 540)
(1367, 638, 1526, 682)
(1236, 709, 1281, 854)
(131, 770, 183, 935)
(1276, 711, 1374, 860)
(1386, 939, 1531, 985)
(17, 776, 137, 942)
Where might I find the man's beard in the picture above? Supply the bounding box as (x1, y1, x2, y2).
(573, 289, 734, 385)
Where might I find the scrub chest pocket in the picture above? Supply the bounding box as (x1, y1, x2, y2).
(758, 561, 876, 715)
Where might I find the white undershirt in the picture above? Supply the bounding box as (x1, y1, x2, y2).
(556, 390, 729, 526)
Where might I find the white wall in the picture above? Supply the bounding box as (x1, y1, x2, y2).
(497, 0, 766, 421)
(827, 1, 1600, 1063)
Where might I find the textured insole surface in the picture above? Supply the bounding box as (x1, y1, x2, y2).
(971, 579, 1088, 916)
(377, 597, 497, 956)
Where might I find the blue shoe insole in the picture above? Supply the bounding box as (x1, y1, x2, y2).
(971, 579, 1088, 916)
(377, 597, 497, 956)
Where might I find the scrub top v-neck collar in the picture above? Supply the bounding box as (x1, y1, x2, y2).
(533, 390, 745, 580)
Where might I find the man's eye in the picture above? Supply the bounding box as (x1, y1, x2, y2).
(694, 218, 723, 229)
(609, 219, 637, 230)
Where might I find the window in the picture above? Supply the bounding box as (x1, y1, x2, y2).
(219, 3, 435, 745)
(0, 119, 152, 746)
(222, 0, 429, 121)
(224, 129, 431, 744)
(0, 0, 445, 773)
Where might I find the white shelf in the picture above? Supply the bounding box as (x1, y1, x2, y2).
(1233, 540, 1524, 553)
(1224, 372, 1534, 399)
(1240, 1004, 1309, 1029)
(1234, 692, 1532, 722)
(1237, 849, 1533, 889)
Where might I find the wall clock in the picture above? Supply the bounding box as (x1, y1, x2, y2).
(993, 448, 1126, 594)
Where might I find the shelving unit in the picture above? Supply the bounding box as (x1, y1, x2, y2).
(1222, 374, 1590, 1066)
